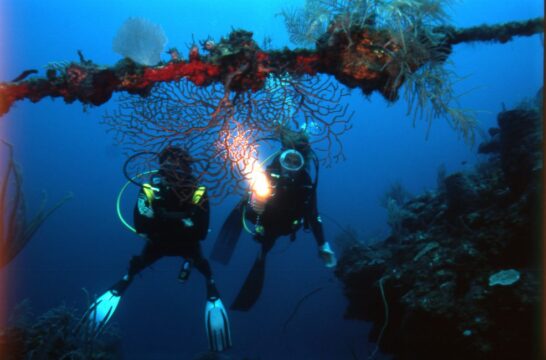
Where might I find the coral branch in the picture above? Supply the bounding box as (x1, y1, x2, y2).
(0, 141, 72, 268)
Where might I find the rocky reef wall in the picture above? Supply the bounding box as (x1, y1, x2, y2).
(335, 90, 543, 359)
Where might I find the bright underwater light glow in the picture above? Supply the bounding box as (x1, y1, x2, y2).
(250, 168, 270, 198)
(217, 124, 271, 200)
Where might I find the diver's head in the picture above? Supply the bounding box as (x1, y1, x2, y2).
(278, 128, 311, 174)
(158, 146, 193, 185)
(279, 149, 305, 173)
(280, 128, 311, 158)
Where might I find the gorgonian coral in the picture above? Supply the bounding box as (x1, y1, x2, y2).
(103, 73, 352, 202)
(112, 18, 167, 66)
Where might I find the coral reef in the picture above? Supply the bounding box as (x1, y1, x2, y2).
(335, 90, 543, 359)
(0, 16, 541, 120)
(0, 300, 122, 359)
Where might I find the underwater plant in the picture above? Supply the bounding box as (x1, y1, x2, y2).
(280, 0, 380, 47)
(379, 181, 413, 240)
(0, 140, 72, 268)
(0, 300, 121, 359)
(281, 0, 478, 143)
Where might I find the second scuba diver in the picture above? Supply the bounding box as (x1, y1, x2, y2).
(83, 146, 231, 352)
(211, 129, 337, 311)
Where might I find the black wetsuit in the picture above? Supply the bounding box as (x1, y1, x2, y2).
(245, 158, 325, 250)
(230, 158, 325, 310)
(126, 172, 214, 292)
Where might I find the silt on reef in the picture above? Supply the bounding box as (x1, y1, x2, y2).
(334, 89, 543, 360)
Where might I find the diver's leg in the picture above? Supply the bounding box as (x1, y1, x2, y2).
(186, 242, 232, 351)
(186, 242, 220, 300)
(258, 234, 275, 259)
(230, 235, 276, 311)
(111, 239, 162, 295)
(82, 240, 162, 336)
(181, 242, 232, 351)
(128, 240, 163, 278)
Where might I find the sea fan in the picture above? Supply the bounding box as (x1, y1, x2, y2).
(112, 17, 167, 66)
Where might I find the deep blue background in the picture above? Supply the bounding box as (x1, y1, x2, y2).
(0, 1, 543, 359)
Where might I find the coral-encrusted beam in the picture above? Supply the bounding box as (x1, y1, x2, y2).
(0, 18, 542, 117)
(0, 59, 223, 116)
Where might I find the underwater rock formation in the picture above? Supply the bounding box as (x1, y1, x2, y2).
(0, 300, 122, 359)
(335, 91, 543, 359)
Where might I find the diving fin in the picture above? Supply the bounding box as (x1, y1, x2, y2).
(230, 253, 266, 311)
(210, 203, 244, 265)
(318, 242, 337, 268)
(205, 298, 232, 352)
(81, 277, 129, 337)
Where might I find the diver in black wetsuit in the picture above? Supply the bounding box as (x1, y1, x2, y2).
(84, 146, 231, 352)
(211, 130, 337, 311)
(125, 146, 213, 294)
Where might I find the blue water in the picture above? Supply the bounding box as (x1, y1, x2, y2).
(0, 1, 543, 359)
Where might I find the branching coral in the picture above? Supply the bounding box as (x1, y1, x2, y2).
(0, 141, 72, 268)
(103, 73, 352, 201)
(282, 0, 479, 143)
(280, 0, 452, 46)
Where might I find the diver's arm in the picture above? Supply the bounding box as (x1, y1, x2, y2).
(307, 186, 326, 246)
(307, 185, 337, 268)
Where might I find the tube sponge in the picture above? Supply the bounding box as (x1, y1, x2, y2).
(112, 17, 167, 66)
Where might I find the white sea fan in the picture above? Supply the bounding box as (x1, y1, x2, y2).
(112, 17, 167, 66)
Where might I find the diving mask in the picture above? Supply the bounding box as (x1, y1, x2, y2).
(279, 149, 304, 172)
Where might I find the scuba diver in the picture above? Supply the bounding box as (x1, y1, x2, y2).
(83, 146, 231, 352)
(210, 129, 337, 311)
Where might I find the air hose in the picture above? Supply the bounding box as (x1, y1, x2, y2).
(116, 169, 158, 233)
